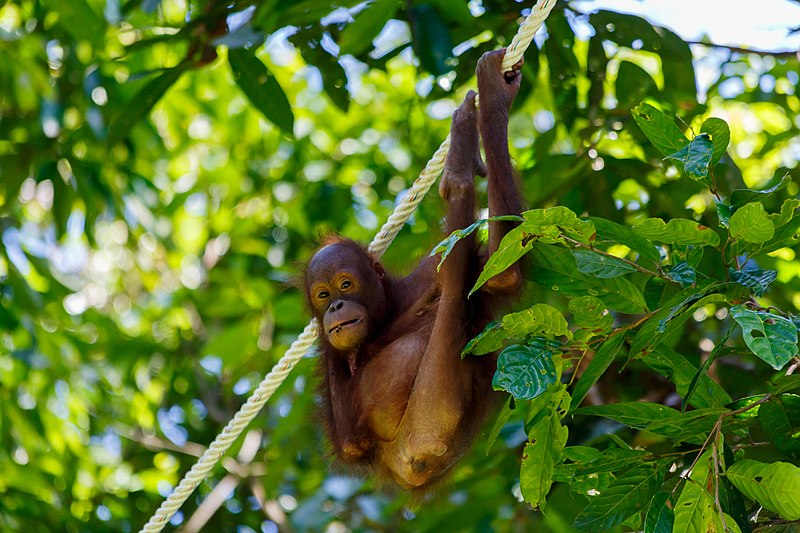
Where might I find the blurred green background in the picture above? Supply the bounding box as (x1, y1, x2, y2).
(1, 0, 798, 531)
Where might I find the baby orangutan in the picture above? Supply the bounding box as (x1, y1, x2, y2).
(305, 49, 525, 489)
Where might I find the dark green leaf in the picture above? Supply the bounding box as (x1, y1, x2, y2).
(493, 340, 560, 401)
(573, 250, 636, 278)
(485, 396, 515, 455)
(339, 0, 399, 56)
(573, 464, 665, 531)
(730, 174, 790, 210)
(576, 402, 680, 430)
(683, 327, 733, 411)
(716, 200, 733, 228)
(629, 289, 726, 359)
(729, 267, 777, 297)
(109, 66, 186, 144)
(700, 117, 730, 167)
(666, 261, 695, 287)
(588, 217, 661, 263)
(758, 398, 800, 458)
(46, 0, 105, 48)
(730, 305, 798, 370)
(645, 407, 727, 443)
(570, 334, 627, 411)
(644, 492, 674, 533)
(665, 133, 713, 182)
(769, 375, 800, 395)
(410, 4, 453, 76)
(645, 344, 731, 410)
(616, 61, 658, 108)
(530, 244, 646, 314)
(229, 48, 295, 135)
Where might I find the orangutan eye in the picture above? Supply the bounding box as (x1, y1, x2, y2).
(341, 280, 352, 290)
(317, 290, 329, 300)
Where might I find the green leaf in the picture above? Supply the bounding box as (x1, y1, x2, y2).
(410, 4, 453, 76)
(229, 49, 295, 135)
(432, 218, 484, 270)
(769, 375, 800, 395)
(616, 61, 658, 108)
(432, 216, 521, 272)
(570, 334, 627, 411)
(521, 206, 597, 245)
(665, 133, 713, 182)
(576, 402, 680, 430)
(644, 491, 674, 533)
(730, 198, 800, 257)
(493, 340, 560, 400)
(502, 304, 571, 339)
(666, 261, 695, 288)
(569, 296, 613, 335)
(485, 396, 515, 455)
(573, 464, 665, 531)
(767, 196, 800, 227)
(588, 217, 661, 263)
(109, 66, 186, 144)
(633, 218, 720, 246)
(462, 320, 505, 356)
(729, 268, 777, 297)
(758, 398, 800, 458)
(629, 290, 726, 359)
(573, 250, 636, 278)
(339, 0, 399, 56)
(45, 0, 105, 48)
(471, 224, 533, 296)
(632, 102, 689, 157)
(727, 460, 800, 520)
(530, 244, 646, 314)
(730, 305, 798, 370)
(520, 387, 569, 510)
(672, 244, 704, 268)
(729, 202, 775, 243)
(644, 344, 731, 409)
(700, 117, 731, 167)
(730, 174, 791, 210)
(673, 472, 719, 533)
(645, 407, 726, 443)
(716, 200, 734, 228)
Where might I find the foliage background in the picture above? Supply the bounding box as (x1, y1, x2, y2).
(1, 0, 799, 531)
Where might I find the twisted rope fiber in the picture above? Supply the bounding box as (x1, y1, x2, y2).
(140, 1, 556, 531)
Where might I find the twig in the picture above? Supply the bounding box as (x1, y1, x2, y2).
(686, 40, 798, 58)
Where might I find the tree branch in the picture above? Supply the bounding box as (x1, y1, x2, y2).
(686, 40, 798, 58)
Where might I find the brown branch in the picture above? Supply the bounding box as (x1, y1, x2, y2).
(685, 41, 798, 59)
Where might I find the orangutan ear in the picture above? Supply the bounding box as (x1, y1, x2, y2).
(373, 262, 385, 280)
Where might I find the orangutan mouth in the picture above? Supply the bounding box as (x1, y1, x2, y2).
(330, 318, 362, 334)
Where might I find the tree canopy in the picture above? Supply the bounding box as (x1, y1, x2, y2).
(1, 0, 800, 532)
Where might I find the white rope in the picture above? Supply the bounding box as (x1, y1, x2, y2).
(139, 1, 557, 530)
